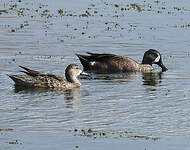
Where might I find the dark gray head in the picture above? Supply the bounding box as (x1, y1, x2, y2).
(142, 49, 168, 72)
(65, 64, 89, 83)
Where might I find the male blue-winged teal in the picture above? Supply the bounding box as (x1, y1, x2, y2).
(76, 49, 168, 74)
(8, 64, 89, 89)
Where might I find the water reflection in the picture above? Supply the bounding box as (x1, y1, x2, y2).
(1, 0, 190, 138)
(13, 85, 88, 109)
(64, 89, 82, 109)
(81, 72, 134, 80)
(64, 88, 82, 100)
(14, 85, 85, 99)
(64, 88, 90, 110)
(14, 85, 53, 93)
(142, 72, 162, 86)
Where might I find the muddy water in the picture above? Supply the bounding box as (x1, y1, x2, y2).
(1, 0, 190, 149)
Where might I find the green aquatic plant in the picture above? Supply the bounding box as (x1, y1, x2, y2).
(0, 9, 8, 15)
(57, 8, 64, 16)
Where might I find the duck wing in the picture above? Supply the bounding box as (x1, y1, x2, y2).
(8, 74, 67, 88)
(76, 52, 116, 61)
(76, 52, 124, 72)
(44, 74, 65, 81)
(86, 52, 116, 58)
(19, 65, 64, 81)
(19, 65, 45, 77)
(8, 66, 66, 87)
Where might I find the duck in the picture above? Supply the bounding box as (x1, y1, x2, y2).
(8, 64, 89, 89)
(76, 49, 168, 74)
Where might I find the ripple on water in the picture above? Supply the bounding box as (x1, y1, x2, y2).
(1, 0, 190, 139)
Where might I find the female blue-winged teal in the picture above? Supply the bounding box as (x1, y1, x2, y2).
(8, 64, 89, 89)
(76, 49, 168, 74)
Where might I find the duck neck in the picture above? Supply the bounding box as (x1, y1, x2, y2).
(141, 58, 152, 65)
(66, 73, 81, 84)
(138, 64, 153, 73)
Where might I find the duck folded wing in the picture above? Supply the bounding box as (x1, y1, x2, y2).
(19, 65, 45, 77)
(86, 52, 116, 58)
(19, 65, 64, 81)
(76, 52, 122, 65)
(8, 74, 67, 88)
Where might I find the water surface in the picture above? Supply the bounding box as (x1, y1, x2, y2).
(1, 0, 190, 149)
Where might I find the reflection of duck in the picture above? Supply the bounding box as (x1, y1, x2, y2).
(142, 72, 162, 86)
(76, 49, 168, 74)
(64, 88, 82, 100)
(64, 88, 89, 109)
(13, 85, 49, 93)
(64, 89, 81, 109)
(8, 64, 89, 90)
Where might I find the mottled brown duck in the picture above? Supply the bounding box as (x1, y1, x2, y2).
(8, 64, 89, 89)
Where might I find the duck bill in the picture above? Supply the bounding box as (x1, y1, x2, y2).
(158, 62, 168, 72)
(80, 71, 91, 77)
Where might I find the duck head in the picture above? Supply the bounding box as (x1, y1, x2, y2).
(142, 49, 168, 72)
(65, 64, 90, 83)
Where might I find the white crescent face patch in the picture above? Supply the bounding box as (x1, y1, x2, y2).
(154, 54, 160, 63)
(90, 61, 96, 66)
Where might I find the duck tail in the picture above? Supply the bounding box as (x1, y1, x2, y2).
(7, 74, 29, 86)
(86, 52, 96, 55)
(76, 54, 91, 71)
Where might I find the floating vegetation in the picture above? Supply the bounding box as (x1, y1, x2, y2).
(1, 1, 53, 19)
(0, 1, 56, 33)
(0, 9, 8, 15)
(72, 128, 160, 140)
(173, 6, 181, 11)
(9, 20, 29, 32)
(57, 9, 64, 16)
(104, 21, 124, 31)
(181, 23, 190, 28)
(130, 3, 143, 12)
(0, 0, 190, 41)
(10, 28, 16, 32)
(114, 4, 119, 8)
(172, 23, 190, 29)
(8, 140, 22, 145)
(0, 128, 14, 131)
(1, 0, 190, 20)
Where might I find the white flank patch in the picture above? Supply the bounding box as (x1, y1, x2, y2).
(154, 54, 160, 63)
(90, 61, 96, 66)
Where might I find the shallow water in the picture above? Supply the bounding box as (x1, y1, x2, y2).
(1, 0, 190, 149)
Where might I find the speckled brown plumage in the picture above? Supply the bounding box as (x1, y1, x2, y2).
(8, 64, 85, 90)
